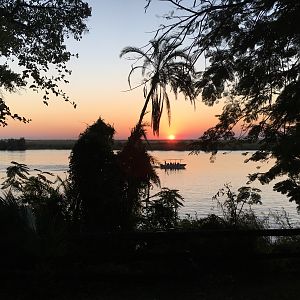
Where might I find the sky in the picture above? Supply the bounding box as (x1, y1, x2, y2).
(1, 0, 222, 140)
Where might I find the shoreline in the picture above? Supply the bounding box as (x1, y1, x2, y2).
(0, 139, 261, 151)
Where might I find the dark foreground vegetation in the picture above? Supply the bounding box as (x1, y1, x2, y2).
(1, 119, 300, 299)
(2, 228, 300, 299)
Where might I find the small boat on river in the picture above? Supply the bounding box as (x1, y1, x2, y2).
(160, 159, 186, 170)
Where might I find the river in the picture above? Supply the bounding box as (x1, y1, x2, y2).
(1, 149, 299, 226)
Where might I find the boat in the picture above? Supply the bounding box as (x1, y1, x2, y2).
(160, 159, 186, 170)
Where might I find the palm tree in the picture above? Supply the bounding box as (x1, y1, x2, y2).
(120, 36, 196, 135)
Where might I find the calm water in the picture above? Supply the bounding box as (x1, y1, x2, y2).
(1, 149, 299, 225)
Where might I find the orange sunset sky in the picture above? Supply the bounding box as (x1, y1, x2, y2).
(1, 0, 223, 140)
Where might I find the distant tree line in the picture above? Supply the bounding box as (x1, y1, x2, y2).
(7, 139, 261, 151)
(0, 138, 26, 150)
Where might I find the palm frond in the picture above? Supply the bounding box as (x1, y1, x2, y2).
(162, 86, 171, 125)
(165, 49, 191, 63)
(120, 46, 152, 64)
(142, 59, 152, 77)
(127, 65, 144, 89)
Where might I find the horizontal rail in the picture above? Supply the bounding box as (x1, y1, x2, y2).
(72, 228, 300, 241)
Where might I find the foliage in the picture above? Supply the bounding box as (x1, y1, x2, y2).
(0, 192, 38, 261)
(117, 124, 160, 229)
(178, 213, 226, 231)
(177, 185, 264, 230)
(2, 161, 30, 192)
(1, 161, 70, 227)
(69, 119, 163, 231)
(143, 187, 184, 230)
(120, 35, 196, 135)
(143, 0, 300, 207)
(0, 191, 36, 234)
(0, 0, 91, 126)
(68, 118, 124, 231)
(68, 119, 160, 231)
(1, 161, 71, 258)
(213, 184, 262, 228)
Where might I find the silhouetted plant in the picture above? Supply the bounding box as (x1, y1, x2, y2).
(120, 36, 196, 135)
(178, 213, 227, 231)
(2, 161, 30, 193)
(68, 119, 163, 231)
(213, 184, 262, 229)
(143, 187, 184, 230)
(69, 118, 124, 231)
(0, 191, 36, 234)
(0, 1, 91, 126)
(0, 192, 38, 264)
(2, 162, 68, 225)
(117, 124, 160, 229)
(1, 162, 71, 259)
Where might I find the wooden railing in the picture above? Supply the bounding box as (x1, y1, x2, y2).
(73, 228, 300, 240)
(69, 229, 300, 262)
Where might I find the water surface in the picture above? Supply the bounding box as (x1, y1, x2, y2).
(1, 149, 299, 225)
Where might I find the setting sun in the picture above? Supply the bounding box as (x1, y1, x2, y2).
(168, 134, 176, 140)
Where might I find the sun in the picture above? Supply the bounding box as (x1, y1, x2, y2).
(168, 134, 176, 140)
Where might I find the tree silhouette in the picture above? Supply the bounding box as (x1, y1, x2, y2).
(0, 0, 91, 126)
(120, 36, 196, 135)
(145, 187, 184, 230)
(144, 0, 300, 206)
(117, 124, 160, 229)
(69, 118, 124, 231)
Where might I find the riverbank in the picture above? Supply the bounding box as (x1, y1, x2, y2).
(1, 139, 261, 151)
